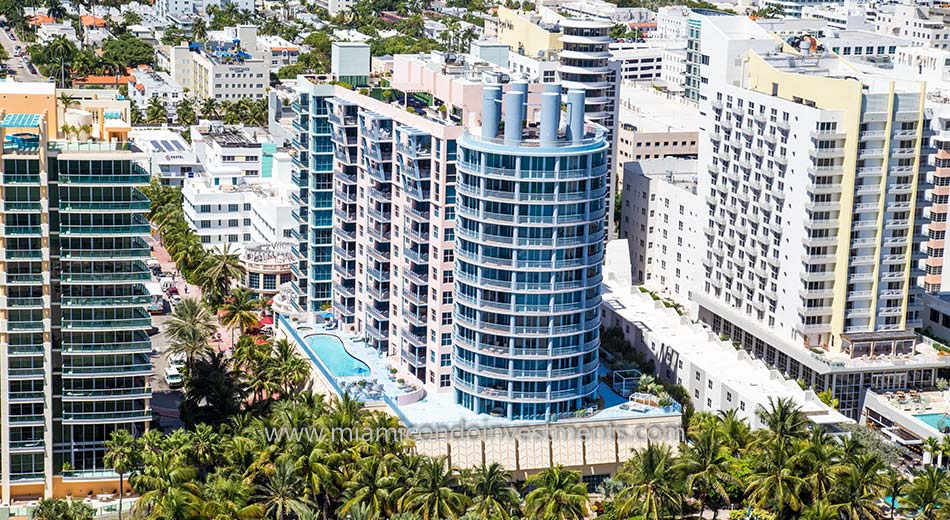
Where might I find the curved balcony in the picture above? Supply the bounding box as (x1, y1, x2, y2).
(457, 160, 609, 181)
(453, 376, 598, 403)
(453, 270, 601, 293)
(453, 313, 600, 338)
(453, 356, 599, 381)
(457, 180, 608, 204)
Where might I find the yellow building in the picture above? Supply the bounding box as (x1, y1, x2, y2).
(496, 7, 563, 58)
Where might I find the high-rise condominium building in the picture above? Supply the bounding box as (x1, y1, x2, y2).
(324, 90, 463, 388)
(922, 108, 950, 293)
(0, 84, 152, 501)
(290, 81, 335, 313)
(453, 87, 606, 420)
(695, 32, 936, 418)
(558, 19, 620, 235)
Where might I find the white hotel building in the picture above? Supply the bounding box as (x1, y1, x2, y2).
(690, 13, 938, 419)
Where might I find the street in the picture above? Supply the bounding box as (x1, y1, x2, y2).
(0, 28, 46, 82)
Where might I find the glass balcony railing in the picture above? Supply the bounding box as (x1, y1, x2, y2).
(62, 341, 151, 353)
(61, 295, 151, 307)
(9, 415, 45, 423)
(61, 363, 152, 375)
(6, 250, 43, 260)
(60, 248, 150, 259)
(9, 344, 45, 355)
(8, 321, 45, 331)
(62, 318, 152, 330)
(4, 226, 42, 236)
(60, 272, 151, 282)
(59, 200, 150, 211)
(59, 224, 151, 236)
(8, 297, 44, 307)
(9, 440, 45, 450)
(63, 386, 150, 398)
(3, 201, 41, 211)
(2, 174, 41, 185)
(62, 409, 152, 421)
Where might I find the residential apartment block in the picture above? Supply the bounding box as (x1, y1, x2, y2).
(696, 31, 933, 418)
(0, 83, 152, 501)
(454, 87, 606, 420)
(620, 158, 701, 306)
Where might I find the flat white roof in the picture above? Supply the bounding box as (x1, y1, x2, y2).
(619, 84, 700, 133)
(0, 82, 55, 95)
(602, 242, 851, 425)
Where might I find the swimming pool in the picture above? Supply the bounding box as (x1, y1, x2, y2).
(304, 334, 370, 378)
(914, 412, 950, 431)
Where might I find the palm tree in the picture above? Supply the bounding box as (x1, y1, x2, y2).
(103, 429, 138, 520)
(31, 499, 67, 520)
(901, 465, 948, 519)
(757, 396, 809, 451)
(674, 427, 736, 515)
(523, 465, 589, 520)
(192, 18, 208, 41)
(166, 297, 217, 369)
(745, 446, 807, 518)
(220, 289, 259, 344)
(46, 35, 75, 88)
(177, 98, 197, 126)
(400, 456, 471, 520)
(924, 436, 942, 466)
(57, 92, 76, 121)
(615, 442, 682, 520)
(465, 462, 520, 520)
(801, 500, 840, 520)
(883, 468, 908, 520)
(198, 243, 246, 304)
(795, 428, 845, 498)
(268, 338, 311, 398)
(146, 96, 169, 124)
(200, 97, 220, 119)
(717, 409, 753, 456)
(832, 453, 885, 520)
(256, 459, 315, 520)
(201, 475, 264, 520)
(339, 455, 398, 518)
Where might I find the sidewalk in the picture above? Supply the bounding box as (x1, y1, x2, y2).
(147, 233, 234, 353)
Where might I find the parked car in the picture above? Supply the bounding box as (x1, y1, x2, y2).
(170, 295, 182, 306)
(168, 352, 185, 370)
(164, 367, 183, 388)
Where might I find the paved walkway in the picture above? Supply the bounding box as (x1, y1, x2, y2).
(147, 233, 234, 353)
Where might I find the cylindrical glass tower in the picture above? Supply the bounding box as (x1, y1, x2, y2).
(453, 86, 607, 421)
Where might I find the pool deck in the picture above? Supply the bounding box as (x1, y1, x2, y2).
(286, 319, 681, 429)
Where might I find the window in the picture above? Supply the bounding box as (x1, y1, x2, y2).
(440, 354, 450, 367)
(439, 374, 451, 387)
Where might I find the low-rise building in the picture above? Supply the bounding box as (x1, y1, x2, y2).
(183, 124, 297, 248)
(257, 35, 300, 72)
(801, 4, 873, 31)
(620, 159, 701, 305)
(616, 83, 699, 172)
(241, 242, 298, 299)
(130, 128, 201, 187)
(601, 241, 851, 429)
(761, 0, 845, 19)
(36, 22, 79, 44)
(659, 48, 687, 94)
(875, 4, 950, 50)
(129, 67, 185, 119)
(819, 30, 913, 62)
(655, 6, 691, 40)
(161, 26, 268, 101)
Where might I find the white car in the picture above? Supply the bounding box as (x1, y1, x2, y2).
(170, 295, 182, 306)
(164, 366, 183, 388)
(168, 352, 186, 370)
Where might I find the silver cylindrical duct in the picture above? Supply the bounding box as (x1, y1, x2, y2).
(567, 89, 586, 143)
(511, 81, 529, 124)
(543, 82, 562, 93)
(540, 92, 560, 145)
(481, 86, 501, 139)
(504, 91, 524, 144)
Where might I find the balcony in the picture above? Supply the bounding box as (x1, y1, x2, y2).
(61, 363, 152, 376)
(332, 282, 355, 298)
(60, 224, 151, 237)
(59, 173, 151, 186)
(2, 174, 41, 185)
(62, 317, 152, 331)
(3, 201, 41, 212)
(400, 348, 426, 366)
(61, 409, 152, 423)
